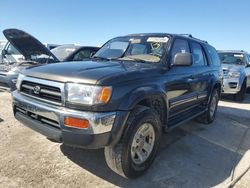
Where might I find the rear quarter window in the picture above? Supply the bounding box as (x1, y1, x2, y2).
(205, 45, 221, 66)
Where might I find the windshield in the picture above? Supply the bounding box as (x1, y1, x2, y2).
(94, 36, 169, 63)
(218, 52, 246, 65)
(51, 45, 79, 61)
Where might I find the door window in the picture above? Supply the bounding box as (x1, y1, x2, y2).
(205, 45, 221, 66)
(171, 39, 190, 61)
(190, 42, 206, 66)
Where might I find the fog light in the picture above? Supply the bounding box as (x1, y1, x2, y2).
(64, 117, 89, 129)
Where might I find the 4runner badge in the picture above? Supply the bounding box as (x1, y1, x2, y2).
(33, 86, 41, 95)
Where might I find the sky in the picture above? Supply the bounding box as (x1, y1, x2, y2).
(1, 0, 250, 51)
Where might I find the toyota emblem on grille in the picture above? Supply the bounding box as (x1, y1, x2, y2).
(33, 85, 41, 95)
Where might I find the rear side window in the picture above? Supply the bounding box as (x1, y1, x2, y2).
(171, 39, 190, 61)
(205, 45, 221, 66)
(190, 42, 206, 66)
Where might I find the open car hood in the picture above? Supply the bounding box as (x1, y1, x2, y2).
(3, 29, 59, 61)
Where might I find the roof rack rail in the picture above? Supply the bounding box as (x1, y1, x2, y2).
(179, 34, 208, 44)
(179, 34, 193, 37)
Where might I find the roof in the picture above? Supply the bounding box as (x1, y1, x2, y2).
(123, 33, 208, 44)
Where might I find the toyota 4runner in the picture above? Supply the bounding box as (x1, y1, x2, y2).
(12, 33, 222, 178)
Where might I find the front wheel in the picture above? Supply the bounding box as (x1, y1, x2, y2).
(104, 106, 162, 178)
(234, 80, 246, 102)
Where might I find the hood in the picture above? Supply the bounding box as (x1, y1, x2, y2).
(3, 29, 59, 61)
(222, 64, 244, 72)
(22, 60, 160, 85)
(0, 61, 38, 73)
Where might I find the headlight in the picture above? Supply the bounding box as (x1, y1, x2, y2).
(16, 74, 25, 90)
(228, 71, 241, 78)
(65, 83, 112, 105)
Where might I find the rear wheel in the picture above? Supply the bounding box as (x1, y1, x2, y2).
(234, 80, 246, 102)
(104, 106, 162, 178)
(197, 89, 219, 124)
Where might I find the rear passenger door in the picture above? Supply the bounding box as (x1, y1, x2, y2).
(189, 41, 211, 104)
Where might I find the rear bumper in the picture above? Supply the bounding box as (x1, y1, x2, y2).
(12, 91, 129, 149)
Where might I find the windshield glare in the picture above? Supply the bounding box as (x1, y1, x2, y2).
(51, 45, 79, 61)
(94, 36, 169, 63)
(219, 53, 246, 65)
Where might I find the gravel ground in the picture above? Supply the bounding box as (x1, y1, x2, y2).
(0, 90, 250, 188)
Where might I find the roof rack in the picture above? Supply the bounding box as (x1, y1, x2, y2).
(179, 34, 208, 44)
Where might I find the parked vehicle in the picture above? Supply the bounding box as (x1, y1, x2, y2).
(218, 50, 250, 101)
(0, 41, 24, 64)
(0, 41, 59, 64)
(0, 29, 99, 91)
(12, 33, 222, 178)
(51, 44, 99, 62)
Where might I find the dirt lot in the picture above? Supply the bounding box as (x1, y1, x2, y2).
(0, 91, 250, 188)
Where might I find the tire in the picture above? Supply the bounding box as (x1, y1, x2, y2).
(234, 80, 246, 102)
(104, 105, 162, 178)
(197, 89, 219, 124)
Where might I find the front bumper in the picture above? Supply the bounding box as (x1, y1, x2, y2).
(0, 72, 17, 91)
(222, 77, 241, 94)
(12, 91, 129, 149)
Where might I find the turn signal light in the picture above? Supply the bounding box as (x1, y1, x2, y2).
(64, 117, 89, 129)
(99, 87, 112, 103)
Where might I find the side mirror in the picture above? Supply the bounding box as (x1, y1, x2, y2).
(173, 52, 193, 66)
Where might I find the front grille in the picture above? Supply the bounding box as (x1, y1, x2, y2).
(15, 106, 60, 129)
(20, 80, 62, 104)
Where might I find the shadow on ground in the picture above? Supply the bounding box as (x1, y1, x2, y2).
(60, 105, 250, 188)
(220, 94, 250, 104)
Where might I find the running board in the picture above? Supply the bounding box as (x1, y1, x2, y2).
(164, 107, 207, 132)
